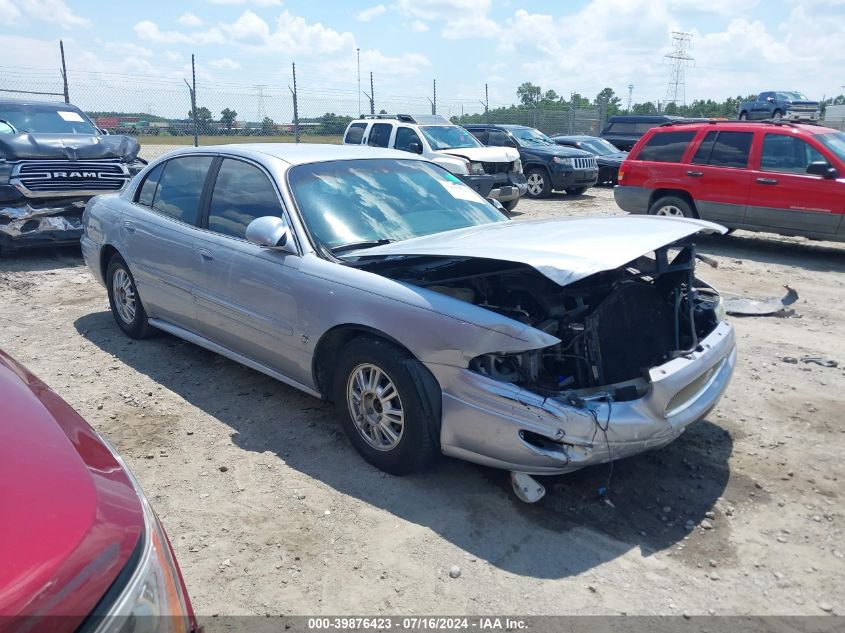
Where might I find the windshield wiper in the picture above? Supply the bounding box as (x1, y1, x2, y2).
(331, 239, 395, 254)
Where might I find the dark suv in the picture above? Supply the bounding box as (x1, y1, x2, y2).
(464, 124, 597, 198)
(0, 100, 144, 253)
(614, 120, 845, 242)
(599, 115, 689, 151)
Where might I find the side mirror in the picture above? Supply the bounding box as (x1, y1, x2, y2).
(806, 161, 838, 179)
(408, 141, 422, 154)
(766, 96, 775, 102)
(245, 216, 297, 253)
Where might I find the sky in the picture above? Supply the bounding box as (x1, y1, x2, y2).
(1, 0, 844, 120)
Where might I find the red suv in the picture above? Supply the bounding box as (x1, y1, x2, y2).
(614, 121, 845, 242)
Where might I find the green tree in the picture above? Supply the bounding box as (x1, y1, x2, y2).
(517, 82, 542, 107)
(188, 106, 214, 133)
(261, 117, 274, 135)
(593, 88, 622, 116)
(220, 107, 237, 130)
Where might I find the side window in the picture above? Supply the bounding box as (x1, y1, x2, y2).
(634, 122, 657, 134)
(487, 130, 511, 146)
(136, 163, 164, 207)
(207, 159, 284, 239)
(761, 134, 828, 175)
(468, 129, 488, 144)
(344, 123, 366, 144)
(367, 123, 393, 147)
(610, 122, 635, 133)
(758, 92, 772, 102)
(152, 155, 214, 225)
(636, 131, 695, 162)
(692, 131, 752, 168)
(394, 127, 423, 153)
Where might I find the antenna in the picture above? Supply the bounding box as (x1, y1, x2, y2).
(664, 32, 694, 106)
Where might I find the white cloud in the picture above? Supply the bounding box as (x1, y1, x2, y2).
(208, 0, 283, 5)
(396, 0, 499, 38)
(410, 20, 428, 32)
(3, 0, 90, 28)
(209, 57, 241, 69)
(177, 12, 204, 27)
(356, 4, 386, 22)
(133, 20, 227, 45)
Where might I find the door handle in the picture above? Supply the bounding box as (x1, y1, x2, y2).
(756, 177, 779, 185)
(122, 220, 136, 233)
(195, 248, 214, 263)
(686, 170, 704, 177)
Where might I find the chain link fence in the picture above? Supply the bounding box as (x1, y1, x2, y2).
(0, 63, 604, 161)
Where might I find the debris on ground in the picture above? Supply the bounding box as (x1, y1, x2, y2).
(724, 285, 799, 317)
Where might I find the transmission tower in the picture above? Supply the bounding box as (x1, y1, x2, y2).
(255, 84, 268, 121)
(664, 32, 694, 106)
(627, 84, 634, 113)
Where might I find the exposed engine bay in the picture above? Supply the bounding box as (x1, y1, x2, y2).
(355, 239, 723, 401)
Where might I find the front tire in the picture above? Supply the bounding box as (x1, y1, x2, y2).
(525, 168, 551, 199)
(565, 186, 587, 195)
(333, 337, 439, 475)
(648, 196, 694, 218)
(738, 112, 747, 121)
(502, 198, 519, 212)
(106, 255, 154, 339)
(772, 110, 783, 121)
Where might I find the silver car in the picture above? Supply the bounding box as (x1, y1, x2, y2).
(81, 144, 736, 501)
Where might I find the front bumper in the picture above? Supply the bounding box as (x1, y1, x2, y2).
(550, 166, 598, 191)
(0, 199, 86, 252)
(487, 172, 528, 203)
(430, 320, 736, 475)
(458, 174, 495, 198)
(784, 110, 820, 121)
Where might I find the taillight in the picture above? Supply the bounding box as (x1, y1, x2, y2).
(617, 170, 625, 183)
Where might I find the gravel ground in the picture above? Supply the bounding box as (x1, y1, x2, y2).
(1, 163, 844, 617)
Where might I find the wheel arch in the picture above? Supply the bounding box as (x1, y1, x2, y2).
(523, 162, 552, 178)
(648, 189, 699, 218)
(100, 244, 121, 281)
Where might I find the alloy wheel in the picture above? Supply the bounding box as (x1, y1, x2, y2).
(655, 204, 686, 217)
(112, 268, 137, 324)
(346, 363, 405, 451)
(526, 173, 545, 196)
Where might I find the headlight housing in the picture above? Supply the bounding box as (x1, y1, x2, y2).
(469, 161, 485, 175)
(92, 439, 196, 633)
(513, 158, 523, 173)
(552, 156, 573, 166)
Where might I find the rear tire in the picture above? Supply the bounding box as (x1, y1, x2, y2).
(648, 196, 694, 219)
(333, 337, 439, 475)
(565, 186, 587, 195)
(106, 255, 154, 339)
(525, 168, 551, 199)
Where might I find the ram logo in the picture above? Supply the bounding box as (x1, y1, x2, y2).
(49, 171, 99, 179)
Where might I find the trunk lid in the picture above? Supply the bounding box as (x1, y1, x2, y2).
(352, 216, 726, 286)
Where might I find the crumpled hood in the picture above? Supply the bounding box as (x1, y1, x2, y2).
(438, 146, 520, 163)
(354, 216, 727, 286)
(0, 133, 140, 162)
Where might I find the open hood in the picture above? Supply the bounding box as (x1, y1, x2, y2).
(353, 216, 727, 287)
(438, 146, 520, 163)
(0, 132, 140, 161)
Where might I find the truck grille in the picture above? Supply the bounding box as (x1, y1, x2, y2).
(481, 161, 513, 175)
(13, 160, 130, 196)
(573, 157, 597, 170)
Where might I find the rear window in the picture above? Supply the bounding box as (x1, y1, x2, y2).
(691, 131, 752, 168)
(636, 131, 695, 162)
(344, 123, 366, 144)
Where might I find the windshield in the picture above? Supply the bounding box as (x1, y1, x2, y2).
(510, 127, 555, 147)
(578, 137, 621, 155)
(0, 103, 98, 134)
(816, 132, 845, 163)
(419, 125, 482, 150)
(778, 92, 809, 101)
(288, 159, 505, 252)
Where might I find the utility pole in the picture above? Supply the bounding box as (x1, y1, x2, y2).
(59, 40, 69, 103)
(485, 83, 489, 122)
(664, 32, 694, 106)
(433, 79, 437, 115)
(289, 62, 299, 143)
(627, 84, 634, 113)
(357, 48, 361, 115)
(184, 54, 198, 147)
(370, 72, 375, 114)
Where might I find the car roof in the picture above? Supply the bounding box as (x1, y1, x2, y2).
(163, 143, 429, 165)
(0, 99, 84, 110)
(552, 135, 593, 140)
(652, 120, 833, 135)
(606, 115, 684, 123)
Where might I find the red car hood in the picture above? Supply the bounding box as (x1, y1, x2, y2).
(0, 351, 143, 625)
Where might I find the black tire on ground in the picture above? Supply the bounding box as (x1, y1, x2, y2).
(333, 337, 439, 475)
(772, 110, 783, 121)
(502, 198, 519, 212)
(738, 112, 748, 121)
(647, 195, 695, 219)
(565, 186, 588, 195)
(106, 255, 155, 339)
(525, 168, 551, 199)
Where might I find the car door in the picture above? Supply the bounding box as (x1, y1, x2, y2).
(192, 157, 306, 379)
(393, 126, 424, 154)
(745, 132, 844, 237)
(751, 93, 772, 119)
(122, 155, 214, 331)
(684, 130, 752, 226)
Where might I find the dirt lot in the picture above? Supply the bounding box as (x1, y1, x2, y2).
(1, 181, 843, 617)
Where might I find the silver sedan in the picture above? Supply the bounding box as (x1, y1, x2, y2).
(81, 144, 736, 501)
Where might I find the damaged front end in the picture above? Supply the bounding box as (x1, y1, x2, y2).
(0, 197, 87, 251)
(357, 238, 736, 476)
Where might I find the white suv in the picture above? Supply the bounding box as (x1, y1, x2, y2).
(343, 114, 527, 210)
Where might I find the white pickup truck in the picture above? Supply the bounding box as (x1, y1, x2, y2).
(343, 114, 527, 211)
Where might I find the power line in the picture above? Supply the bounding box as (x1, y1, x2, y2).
(664, 31, 694, 106)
